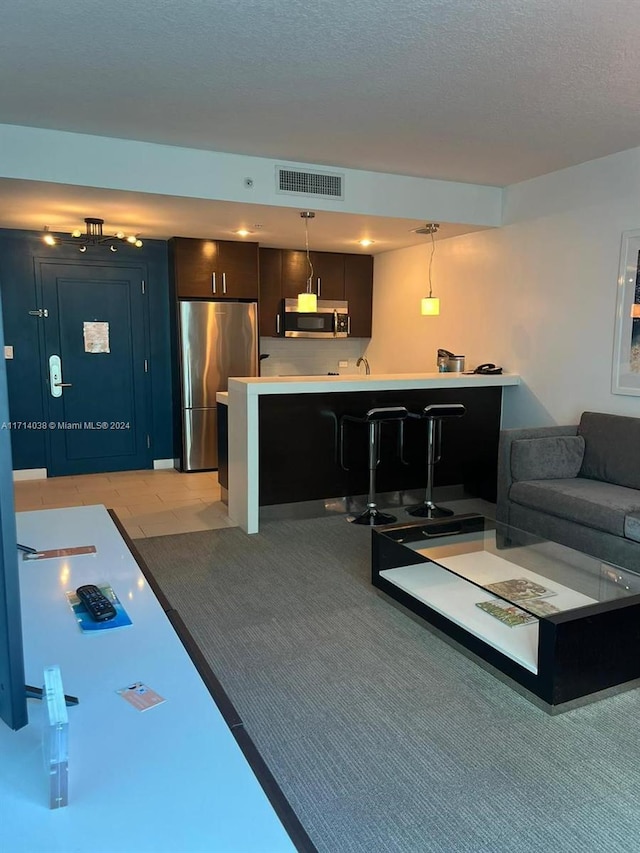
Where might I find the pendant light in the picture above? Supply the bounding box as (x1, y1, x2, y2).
(297, 211, 317, 312)
(417, 223, 440, 316)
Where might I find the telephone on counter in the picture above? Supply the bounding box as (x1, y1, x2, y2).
(472, 363, 503, 375)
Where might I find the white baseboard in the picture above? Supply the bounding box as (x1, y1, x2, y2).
(13, 468, 47, 481)
(153, 458, 178, 470)
(15, 462, 178, 478)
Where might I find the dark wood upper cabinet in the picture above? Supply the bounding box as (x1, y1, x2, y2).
(259, 248, 373, 338)
(258, 248, 282, 336)
(280, 250, 310, 299)
(217, 241, 260, 298)
(170, 237, 259, 299)
(344, 254, 373, 337)
(280, 250, 345, 300)
(310, 252, 345, 300)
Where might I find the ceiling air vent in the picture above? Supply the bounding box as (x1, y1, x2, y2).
(276, 166, 344, 200)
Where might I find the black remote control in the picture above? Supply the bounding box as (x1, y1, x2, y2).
(75, 584, 117, 622)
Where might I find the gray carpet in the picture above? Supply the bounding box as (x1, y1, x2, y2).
(136, 515, 640, 853)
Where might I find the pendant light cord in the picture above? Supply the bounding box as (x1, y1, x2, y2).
(428, 226, 436, 298)
(305, 216, 314, 294)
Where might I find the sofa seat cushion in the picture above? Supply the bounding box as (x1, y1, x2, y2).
(509, 478, 640, 537)
(625, 512, 640, 543)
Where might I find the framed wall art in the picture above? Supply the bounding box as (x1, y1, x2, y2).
(612, 229, 640, 396)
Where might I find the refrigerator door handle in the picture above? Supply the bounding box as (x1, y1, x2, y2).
(211, 272, 216, 295)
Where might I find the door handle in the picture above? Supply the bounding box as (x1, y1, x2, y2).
(48, 355, 71, 398)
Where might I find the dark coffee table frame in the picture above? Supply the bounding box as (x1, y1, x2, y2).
(371, 514, 640, 710)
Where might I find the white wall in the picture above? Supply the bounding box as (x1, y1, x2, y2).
(366, 146, 640, 428)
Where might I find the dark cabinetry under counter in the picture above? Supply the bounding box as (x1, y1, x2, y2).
(217, 400, 228, 493)
(258, 386, 502, 506)
(170, 236, 259, 299)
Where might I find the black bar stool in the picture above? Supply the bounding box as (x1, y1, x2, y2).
(407, 403, 466, 519)
(340, 406, 409, 525)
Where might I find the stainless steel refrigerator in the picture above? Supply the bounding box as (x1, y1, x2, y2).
(178, 300, 258, 471)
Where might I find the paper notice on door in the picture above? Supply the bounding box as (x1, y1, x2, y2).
(83, 321, 110, 353)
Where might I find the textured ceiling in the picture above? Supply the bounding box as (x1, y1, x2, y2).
(2, 0, 640, 187)
(0, 0, 640, 248)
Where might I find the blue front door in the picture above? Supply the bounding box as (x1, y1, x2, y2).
(37, 261, 151, 476)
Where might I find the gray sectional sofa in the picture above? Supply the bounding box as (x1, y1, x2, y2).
(497, 411, 640, 572)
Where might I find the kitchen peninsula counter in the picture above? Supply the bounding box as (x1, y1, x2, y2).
(225, 373, 520, 533)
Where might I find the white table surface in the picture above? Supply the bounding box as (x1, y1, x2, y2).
(0, 505, 296, 853)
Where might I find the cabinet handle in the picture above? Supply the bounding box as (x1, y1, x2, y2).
(347, 316, 351, 335)
(317, 277, 321, 298)
(222, 272, 227, 295)
(276, 314, 281, 335)
(212, 272, 216, 294)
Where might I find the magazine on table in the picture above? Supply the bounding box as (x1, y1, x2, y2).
(521, 598, 561, 618)
(483, 577, 556, 602)
(475, 599, 537, 628)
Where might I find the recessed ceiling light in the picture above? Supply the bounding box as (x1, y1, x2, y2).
(358, 239, 375, 247)
(235, 229, 253, 237)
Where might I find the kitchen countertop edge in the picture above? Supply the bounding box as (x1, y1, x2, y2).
(226, 373, 520, 397)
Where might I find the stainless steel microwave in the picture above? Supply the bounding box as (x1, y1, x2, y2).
(277, 299, 350, 338)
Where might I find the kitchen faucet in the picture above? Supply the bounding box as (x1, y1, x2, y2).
(356, 356, 370, 375)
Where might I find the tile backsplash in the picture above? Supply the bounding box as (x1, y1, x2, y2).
(259, 338, 368, 377)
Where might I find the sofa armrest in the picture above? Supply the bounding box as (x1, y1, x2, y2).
(496, 425, 578, 523)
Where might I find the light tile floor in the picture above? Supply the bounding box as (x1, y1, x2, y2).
(13, 469, 234, 539)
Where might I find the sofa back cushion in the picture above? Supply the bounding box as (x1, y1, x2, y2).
(578, 411, 640, 490)
(511, 435, 585, 482)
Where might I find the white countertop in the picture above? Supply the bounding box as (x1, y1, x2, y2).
(227, 372, 520, 396)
